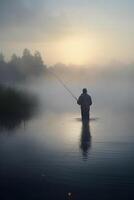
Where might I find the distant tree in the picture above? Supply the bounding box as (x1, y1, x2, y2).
(22, 49, 33, 65)
(0, 49, 46, 83)
(32, 51, 45, 74)
(11, 54, 18, 63)
(10, 54, 21, 67)
(0, 53, 5, 63)
(34, 51, 44, 66)
(22, 48, 31, 57)
(0, 53, 7, 83)
(21, 49, 34, 74)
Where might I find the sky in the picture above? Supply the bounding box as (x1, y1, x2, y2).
(0, 0, 134, 66)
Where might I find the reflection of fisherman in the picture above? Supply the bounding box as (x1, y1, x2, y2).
(80, 121, 91, 159)
(77, 88, 92, 121)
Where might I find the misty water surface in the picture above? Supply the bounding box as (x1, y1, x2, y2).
(0, 73, 134, 200)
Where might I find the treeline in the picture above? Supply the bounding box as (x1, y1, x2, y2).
(0, 49, 46, 83)
(50, 62, 134, 83)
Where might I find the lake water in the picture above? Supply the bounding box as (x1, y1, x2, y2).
(0, 75, 134, 200)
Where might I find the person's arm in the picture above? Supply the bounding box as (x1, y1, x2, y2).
(89, 96, 92, 106)
(77, 96, 82, 105)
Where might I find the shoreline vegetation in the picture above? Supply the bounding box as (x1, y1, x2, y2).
(0, 49, 133, 84)
(0, 49, 46, 83)
(0, 48, 133, 130)
(0, 49, 44, 130)
(0, 85, 38, 130)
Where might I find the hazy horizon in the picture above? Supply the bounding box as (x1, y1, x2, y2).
(0, 0, 134, 66)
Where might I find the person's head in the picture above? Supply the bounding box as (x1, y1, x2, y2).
(82, 88, 87, 94)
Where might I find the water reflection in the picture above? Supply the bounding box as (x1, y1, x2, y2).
(80, 121, 92, 160)
(0, 117, 25, 131)
(0, 99, 38, 131)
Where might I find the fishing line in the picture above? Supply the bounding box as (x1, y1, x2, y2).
(47, 68, 77, 101)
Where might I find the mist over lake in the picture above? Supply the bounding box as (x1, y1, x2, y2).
(0, 0, 134, 198)
(0, 64, 134, 200)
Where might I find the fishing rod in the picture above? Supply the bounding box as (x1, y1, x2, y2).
(47, 67, 78, 101)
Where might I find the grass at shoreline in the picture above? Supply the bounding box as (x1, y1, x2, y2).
(0, 85, 37, 130)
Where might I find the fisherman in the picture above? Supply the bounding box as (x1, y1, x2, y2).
(77, 88, 92, 121)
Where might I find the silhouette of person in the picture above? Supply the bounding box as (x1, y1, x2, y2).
(80, 120, 91, 159)
(77, 88, 92, 121)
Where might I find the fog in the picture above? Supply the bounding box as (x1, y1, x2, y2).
(0, 48, 134, 199)
(0, 49, 133, 118)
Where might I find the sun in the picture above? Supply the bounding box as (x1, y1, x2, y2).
(42, 34, 99, 66)
(58, 36, 93, 65)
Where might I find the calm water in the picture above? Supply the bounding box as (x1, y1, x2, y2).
(0, 77, 134, 200)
